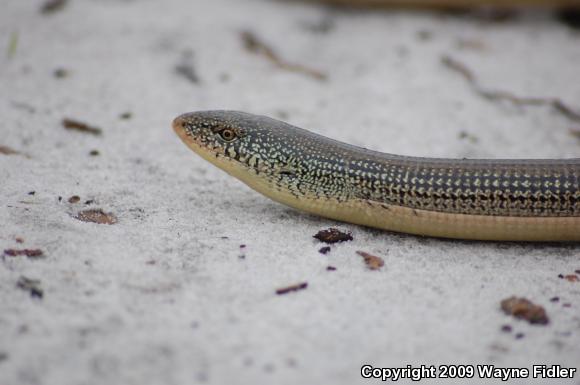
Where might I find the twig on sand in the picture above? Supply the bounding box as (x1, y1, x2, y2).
(241, 30, 327, 81)
(442, 55, 580, 122)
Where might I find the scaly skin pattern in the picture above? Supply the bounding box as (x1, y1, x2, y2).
(173, 110, 580, 241)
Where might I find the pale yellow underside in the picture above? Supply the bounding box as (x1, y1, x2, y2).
(178, 132, 580, 242)
(242, 173, 580, 242)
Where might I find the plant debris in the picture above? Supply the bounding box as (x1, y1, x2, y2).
(500, 296, 549, 325)
(239, 244, 246, 259)
(75, 209, 117, 225)
(313, 228, 353, 244)
(356, 250, 384, 270)
(4, 249, 44, 258)
(175, 63, 199, 84)
(318, 246, 331, 254)
(500, 324, 512, 333)
(441, 55, 580, 122)
(175, 50, 199, 84)
(563, 274, 579, 282)
(119, 112, 132, 120)
(458, 130, 478, 143)
(53, 68, 69, 78)
(0, 145, 21, 156)
(62, 119, 102, 136)
(276, 282, 308, 295)
(11, 101, 36, 114)
(16, 276, 43, 298)
(240, 30, 327, 81)
(68, 195, 80, 203)
(558, 272, 579, 282)
(40, 0, 68, 14)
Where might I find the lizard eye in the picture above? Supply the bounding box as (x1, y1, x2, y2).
(219, 129, 236, 142)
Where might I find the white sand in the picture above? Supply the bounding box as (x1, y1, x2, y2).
(1, 1, 579, 384)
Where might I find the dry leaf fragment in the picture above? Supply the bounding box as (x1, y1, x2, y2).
(0, 145, 21, 156)
(564, 274, 579, 282)
(68, 195, 80, 203)
(62, 119, 102, 136)
(356, 250, 384, 270)
(500, 296, 549, 325)
(75, 209, 117, 225)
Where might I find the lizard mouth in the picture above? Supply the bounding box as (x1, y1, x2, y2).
(172, 115, 207, 152)
(172, 115, 238, 175)
(172, 115, 190, 142)
(172, 116, 208, 160)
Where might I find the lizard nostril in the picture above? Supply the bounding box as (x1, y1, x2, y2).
(172, 115, 186, 133)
